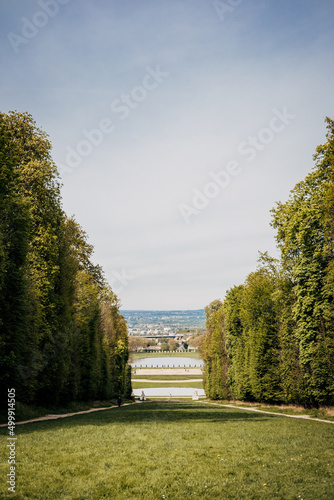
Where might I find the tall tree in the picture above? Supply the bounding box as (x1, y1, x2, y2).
(271, 117, 334, 405)
(203, 118, 334, 406)
(0, 115, 31, 399)
(0, 111, 131, 406)
(203, 300, 229, 400)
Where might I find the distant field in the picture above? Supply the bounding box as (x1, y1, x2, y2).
(132, 381, 204, 389)
(1, 401, 333, 499)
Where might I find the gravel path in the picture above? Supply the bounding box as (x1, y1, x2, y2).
(2, 400, 333, 427)
(201, 402, 334, 424)
(0, 401, 142, 427)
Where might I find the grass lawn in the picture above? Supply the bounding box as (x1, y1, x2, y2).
(132, 381, 204, 389)
(0, 400, 124, 426)
(222, 402, 334, 422)
(1, 401, 333, 499)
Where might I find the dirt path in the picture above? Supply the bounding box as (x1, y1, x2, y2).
(0, 401, 142, 427)
(201, 402, 334, 424)
(2, 400, 333, 427)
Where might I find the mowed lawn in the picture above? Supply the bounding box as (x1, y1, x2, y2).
(131, 381, 203, 389)
(1, 402, 333, 499)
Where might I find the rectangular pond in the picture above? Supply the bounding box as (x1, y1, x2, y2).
(131, 356, 204, 368)
(133, 387, 205, 397)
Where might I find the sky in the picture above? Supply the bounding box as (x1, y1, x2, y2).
(1, 0, 334, 309)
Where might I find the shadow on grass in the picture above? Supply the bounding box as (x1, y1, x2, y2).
(2, 401, 278, 435)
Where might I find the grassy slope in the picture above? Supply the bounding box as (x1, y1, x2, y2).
(132, 381, 203, 389)
(132, 369, 204, 390)
(1, 401, 333, 499)
(223, 402, 334, 422)
(0, 400, 123, 426)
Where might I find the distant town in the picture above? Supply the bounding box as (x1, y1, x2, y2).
(121, 310, 206, 351)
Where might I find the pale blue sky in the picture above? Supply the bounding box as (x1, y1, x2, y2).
(1, 0, 334, 309)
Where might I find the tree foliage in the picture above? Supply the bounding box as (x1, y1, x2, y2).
(0, 111, 130, 407)
(128, 336, 148, 352)
(202, 117, 334, 406)
(203, 300, 229, 400)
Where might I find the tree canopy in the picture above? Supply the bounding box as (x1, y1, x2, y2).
(0, 111, 131, 407)
(202, 117, 334, 406)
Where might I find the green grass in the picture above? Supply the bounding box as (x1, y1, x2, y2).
(223, 402, 334, 422)
(132, 381, 204, 389)
(0, 400, 124, 426)
(1, 401, 333, 499)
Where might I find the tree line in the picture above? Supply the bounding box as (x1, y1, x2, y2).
(202, 117, 334, 407)
(0, 111, 131, 407)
